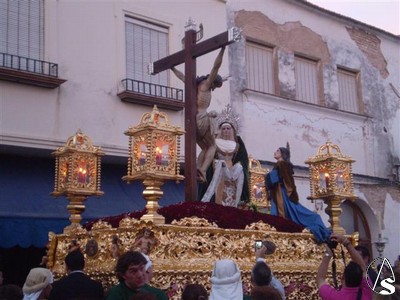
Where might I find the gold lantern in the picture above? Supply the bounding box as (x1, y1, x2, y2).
(122, 105, 184, 224)
(305, 140, 356, 235)
(52, 129, 104, 233)
(248, 156, 270, 212)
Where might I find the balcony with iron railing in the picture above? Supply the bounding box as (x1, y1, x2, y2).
(118, 78, 185, 111)
(0, 52, 66, 88)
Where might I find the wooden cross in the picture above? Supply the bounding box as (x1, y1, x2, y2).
(150, 20, 241, 201)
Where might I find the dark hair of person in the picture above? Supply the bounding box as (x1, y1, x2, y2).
(115, 251, 147, 282)
(278, 147, 294, 174)
(181, 283, 208, 300)
(252, 261, 272, 287)
(279, 147, 290, 161)
(344, 261, 363, 287)
(65, 249, 85, 271)
(0, 284, 23, 300)
(196, 74, 223, 90)
(251, 285, 282, 300)
(354, 245, 370, 261)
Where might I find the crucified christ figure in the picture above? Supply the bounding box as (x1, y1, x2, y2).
(171, 46, 226, 182)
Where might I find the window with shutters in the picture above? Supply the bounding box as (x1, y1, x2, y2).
(337, 67, 361, 113)
(246, 41, 275, 94)
(0, 0, 44, 60)
(0, 0, 65, 88)
(119, 16, 184, 111)
(125, 17, 168, 90)
(294, 55, 321, 105)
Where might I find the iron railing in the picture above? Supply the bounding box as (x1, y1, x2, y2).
(121, 78, 183, 101)
(0, 52, 59, 77)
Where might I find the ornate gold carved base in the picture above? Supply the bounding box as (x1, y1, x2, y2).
(141, 178, 165, 224)
(324, 195, 346, 235)
(47, 217, 347, 300)
(64, 194, 87, 234)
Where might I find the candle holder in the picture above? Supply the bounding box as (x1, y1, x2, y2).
(123, 105, 184, 224)
(52, 129, 104, 233)
(305, 140, 356, 235)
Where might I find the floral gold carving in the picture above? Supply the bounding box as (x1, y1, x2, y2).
(245, 220, 276, 231)
(171, 217, 218, 228)
(47, 217, 344, 300)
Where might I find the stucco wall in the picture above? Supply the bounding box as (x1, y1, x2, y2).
(227, 0, 399, 264)
(1, 0, 230, 156)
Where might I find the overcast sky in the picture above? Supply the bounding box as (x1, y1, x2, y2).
(307, 0, 400, 35)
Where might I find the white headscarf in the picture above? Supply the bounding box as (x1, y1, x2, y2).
(23, 268, 53, 300)
(209, 259, 243, 300)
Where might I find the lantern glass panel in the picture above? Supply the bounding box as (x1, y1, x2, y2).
(335, 168, 345, 189)
(60, 157, 69, 188)
(319, 170, 329, 189)
(253, 183, 263, 199)
(155, 142, 170, 166)
(138, 143, 148, 166)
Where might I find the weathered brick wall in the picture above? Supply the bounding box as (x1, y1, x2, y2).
(346, 27, 389, 78)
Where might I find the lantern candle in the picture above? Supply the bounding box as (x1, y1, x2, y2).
(324, 173, 330, 189)
(78, 165, 88, 184)
(156, 147, 162, 165)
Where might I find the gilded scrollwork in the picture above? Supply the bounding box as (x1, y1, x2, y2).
(118, 216, 142, 228)
(91, 220, 112, 231)
(47, 217, 343, 300)
(171, 216, 218, 227)
(245, 220, 276, 231)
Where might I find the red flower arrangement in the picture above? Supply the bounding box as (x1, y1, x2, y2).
(84, 202, 304, 233)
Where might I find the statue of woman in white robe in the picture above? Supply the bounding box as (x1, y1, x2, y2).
(201, 105, 249, 207)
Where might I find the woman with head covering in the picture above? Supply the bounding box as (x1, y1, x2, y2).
(22, 267, 53, 300)
(265, 145, 331, 244)
(209, 259, 244, 300)
(200, 105, 250, 207)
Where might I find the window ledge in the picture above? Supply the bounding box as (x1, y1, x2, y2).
(117, 90, 185, 111)
(0, 67, 66, 89)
